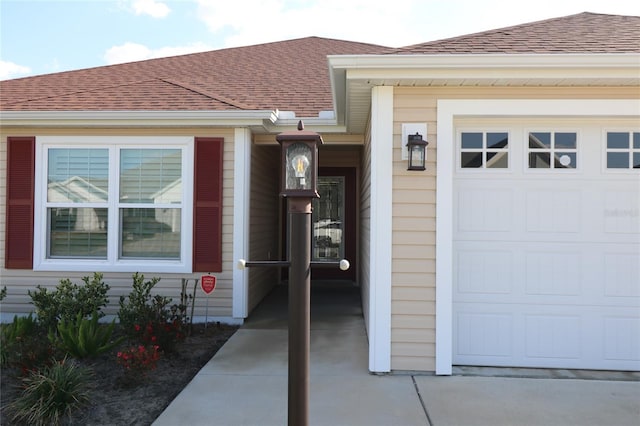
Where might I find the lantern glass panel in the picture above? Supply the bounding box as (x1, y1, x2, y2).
(409, 144, 425, 169)
(285, 142, 313, 191)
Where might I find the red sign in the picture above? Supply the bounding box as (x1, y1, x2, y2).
(201, 275, 216, 294)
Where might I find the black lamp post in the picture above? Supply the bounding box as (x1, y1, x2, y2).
(276, 120, 322, 426)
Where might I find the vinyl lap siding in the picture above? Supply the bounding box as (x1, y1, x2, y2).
(247, 145, 280, 313)
(360, 121, 372, 335)
(0, 128, 236, 321)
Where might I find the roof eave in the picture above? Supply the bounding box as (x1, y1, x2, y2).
(0, 110, 280, 129)
(328, 53, 640, 132)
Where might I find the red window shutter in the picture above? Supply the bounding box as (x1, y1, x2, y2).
(193, 137, 223, 272)
(5, 137, 35, 269)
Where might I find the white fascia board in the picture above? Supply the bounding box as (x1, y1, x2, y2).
(0, 110, 279, 127)
(329, 53, 640, 81)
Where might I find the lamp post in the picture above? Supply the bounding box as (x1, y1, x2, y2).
(276, 120, 322, 426)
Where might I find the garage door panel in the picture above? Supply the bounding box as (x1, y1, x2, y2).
(604, 252, 640, 297)
(603, 190, 640, 234)
(525, 190, 582, 234)
(455, 304, 640, 370)
(457, 187, 513, 233)
(603, 316, 640, 362)
(457, 249, 513, 294)
(453, 121, 640, 371)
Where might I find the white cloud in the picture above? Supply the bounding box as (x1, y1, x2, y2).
(195, 0, 426, 48)
(194, 0, 640, 49)
(131, 0, 171, 18)
(103, 42, 213, 65)
(0, 60, 32, 80)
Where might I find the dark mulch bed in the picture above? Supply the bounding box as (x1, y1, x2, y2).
(1, 323, 238, 425)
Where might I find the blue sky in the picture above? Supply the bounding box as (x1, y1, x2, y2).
(1, 0, 639, 80)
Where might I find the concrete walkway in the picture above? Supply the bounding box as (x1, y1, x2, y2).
(154, 282, 640, 426)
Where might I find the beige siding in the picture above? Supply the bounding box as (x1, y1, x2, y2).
(359, 119, 372, 334)
(0, 127, 236, 321)
(390, 85, 639, 372)
(247, 144, 280, 313)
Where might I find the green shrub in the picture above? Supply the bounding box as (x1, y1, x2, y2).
(50, 311, 125, 359)
(7, 357, 91, 426)
(1, 314, 53, 372)
(118, 272, 188, 352)
(29, 272, 110, 331)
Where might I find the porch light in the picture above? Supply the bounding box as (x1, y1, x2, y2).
(277, 120, 323, 197)
(407, 132, 428, 171)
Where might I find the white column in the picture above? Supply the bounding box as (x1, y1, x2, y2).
(232, 128, 251, 319)
(368, 86, 393, 373)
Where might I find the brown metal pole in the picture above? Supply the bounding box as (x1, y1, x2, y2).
(287, 197, 311, 426)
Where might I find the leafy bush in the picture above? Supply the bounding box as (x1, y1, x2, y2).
(7, 357, 91, 426)
(118, 272, 188, 352)
(50, 311, 124, 359)
(1, 314, 53, 373)
(29, 272, 110, 331)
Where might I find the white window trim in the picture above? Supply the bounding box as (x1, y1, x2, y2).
(34, 136, 194, 273)
(436, 99, 640, 375)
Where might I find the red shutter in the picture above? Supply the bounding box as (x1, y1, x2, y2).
(193, 137, 223, 272)
(5, 137, 35, 269)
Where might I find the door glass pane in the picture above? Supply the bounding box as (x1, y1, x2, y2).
(48, 207, 107, 257)
(312, 177, 344, 261)
(607, 132, 629, 149)
(529, 132, 551, 149)
(487, 132, 508, 149)
(607, 152, 629, 169)
(120, 208, 181, 258)
(120, 149, 182, 204)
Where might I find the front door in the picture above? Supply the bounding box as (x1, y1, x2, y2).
(311, 168, 356, 280)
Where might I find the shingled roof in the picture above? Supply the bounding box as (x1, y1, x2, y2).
(0, 37, 389, 116)
(392, 12, 640, 54)
(1, 12, 638, 117)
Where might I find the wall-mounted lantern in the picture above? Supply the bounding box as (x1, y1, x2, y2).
(407, 132, 428, 171)
(277, 121, 323, 198)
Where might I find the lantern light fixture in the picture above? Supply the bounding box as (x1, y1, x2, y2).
(407, 132, 428, 171)
(276, 120, 323, 198)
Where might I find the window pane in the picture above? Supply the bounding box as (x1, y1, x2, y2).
(461, 133, 483, 149)
(529, 152, 550, 168)
(634, 153, 640, 169)
(487, 133, 508, 149)
(554, 152, 576, 169)
(555, 132, 577, 149)
(120, 149, 182, 204)
(49, 208, 107, 257)
(633, 133, 640, 149)
(486, 152, 508, 168)
(607, 132, 629, 149)
(607, 152, 629, 169)
(120, 208, 180, 258)
(529, 132, 550, 149)
(48, 149, 108, 203)
(461, 152, 483, 168)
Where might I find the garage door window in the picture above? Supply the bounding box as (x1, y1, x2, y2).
(460, 132, 509, 169)
(528, 132, 577, 169)
(606, 132, 640, 169)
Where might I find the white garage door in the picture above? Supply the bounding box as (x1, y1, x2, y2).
(453, 119, 640, 371)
